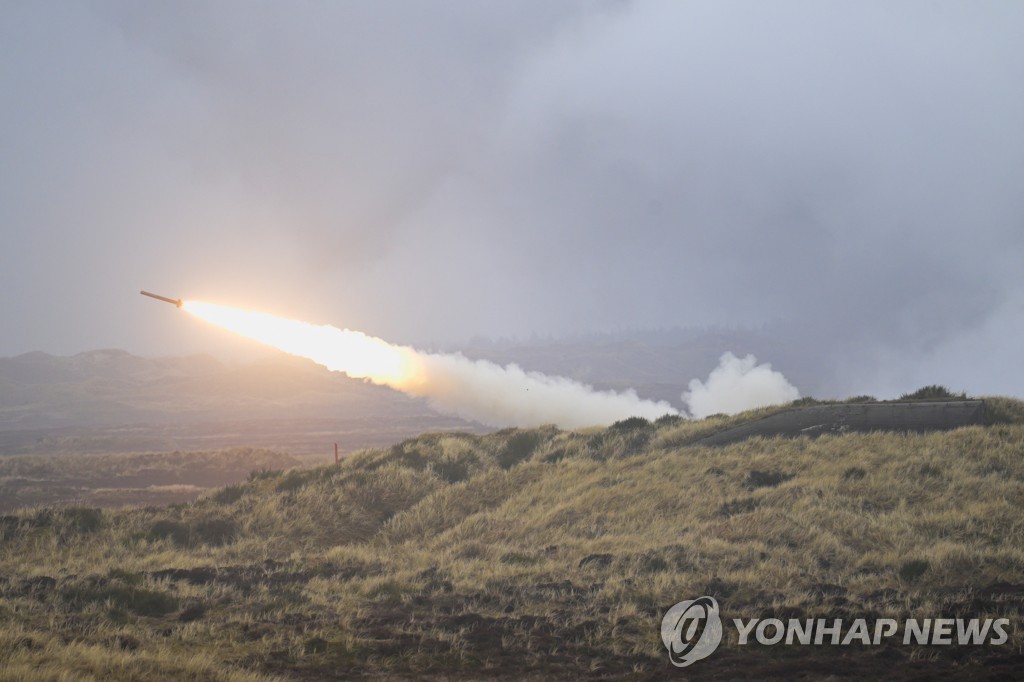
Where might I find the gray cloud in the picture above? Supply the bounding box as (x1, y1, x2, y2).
(1, 1, 1022, 398)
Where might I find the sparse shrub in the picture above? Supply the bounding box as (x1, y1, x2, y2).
(146, 517, 237, 547)
(542, 447, 569, 464)
(842, 467, 867, 481)
(500, 552, 539, 566)
(455, 542, 487, 560)
(619, 429, 654, 457)
(28, 509, 55, 529)
(919, 463, 942, 478)
(705, 577, 736, 598)
(537, 437, 588, 464)
(386, 443, 428, 471)
(636, 553, 669, 573)
(433, 458, 468, 483)
(147, 520, 190, 547)
(745, 470, 794, 489)
(304, 637, 329, 654)
(900, 385, 967, 401)
(609, 416, 651, 432)
(107, 634, 140, 651)
(899, 559, 930, 583)
(578, 553, 613, 569)
(108, 569, 143, 586)
(846, 395, 877, 403)
(585, 426, 653, 460)
(276, 469, 310, 493)
(119, 587, 179, 617)
(341, 465, 440, 528)
(976, 462, 1011, 478)
(248, 468, 282, 481)
(192, 518, 238, 547)
(0, 515, 21, 541)
(433, 452, 478, 484)
(178, 605, 205, 623)
(585, 432, 607, 461)
(598, 428, 651, 458)
(62, 584, 178, 617)
(59, 507, 103, 534)
(791, 397, 820, 407)
(211, 484, 246, 505)
(497, 431, 543, 470)
(366, 580, 406, 603)
(654, 414, 684, 428)
(646, 545, 694, 572)
(720, 498, 759, 517)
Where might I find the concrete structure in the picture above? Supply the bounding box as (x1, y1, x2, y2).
(693, 400, 987, 447)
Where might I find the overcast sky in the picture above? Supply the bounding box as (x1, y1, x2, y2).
(2, 1, 1022, 398)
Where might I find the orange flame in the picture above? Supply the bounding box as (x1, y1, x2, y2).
(181, 301, 419, 386)
(179, 299, 680, 428)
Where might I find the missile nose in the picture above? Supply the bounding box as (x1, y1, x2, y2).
(140, 290, 184, 308)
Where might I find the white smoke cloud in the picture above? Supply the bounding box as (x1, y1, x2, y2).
(400, 352, 678, 429)
(683, 352, 800, 419)
(185, 304, 809, 428)
(182, 300, 679, 429)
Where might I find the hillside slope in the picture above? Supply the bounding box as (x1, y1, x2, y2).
(2, 402, 1023, 679)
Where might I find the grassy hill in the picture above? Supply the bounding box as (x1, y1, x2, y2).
(2, 401, 1023, 679)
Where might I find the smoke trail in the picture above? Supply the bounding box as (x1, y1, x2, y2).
(400, 352, 677, 428)
(683, 352, 800, 418)
(183, 301, 677, 428)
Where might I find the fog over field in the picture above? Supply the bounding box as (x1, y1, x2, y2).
(2, 2, 1022, 399)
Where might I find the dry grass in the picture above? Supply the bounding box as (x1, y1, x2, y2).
(2, 401, 1023, 678)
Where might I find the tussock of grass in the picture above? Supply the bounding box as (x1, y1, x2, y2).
(1, 397, 1023, 677)
(900, 384, 968, 401)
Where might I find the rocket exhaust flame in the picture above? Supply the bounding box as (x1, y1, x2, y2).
(181, 301, 415, 385)
(178, 300, 678, 428)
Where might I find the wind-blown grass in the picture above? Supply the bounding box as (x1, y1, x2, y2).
(2, 398, 1023, 678)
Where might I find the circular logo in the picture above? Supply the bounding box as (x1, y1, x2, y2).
(661, 596, 723, 667)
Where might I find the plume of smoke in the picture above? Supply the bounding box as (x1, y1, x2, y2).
(184, 303, 805, 428)
(683, 352, 799, 419)
(399, 352, 678, 428)
(183, 301, 677, 428)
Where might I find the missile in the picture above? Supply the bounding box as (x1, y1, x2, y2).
(140, 290, 183, 308)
